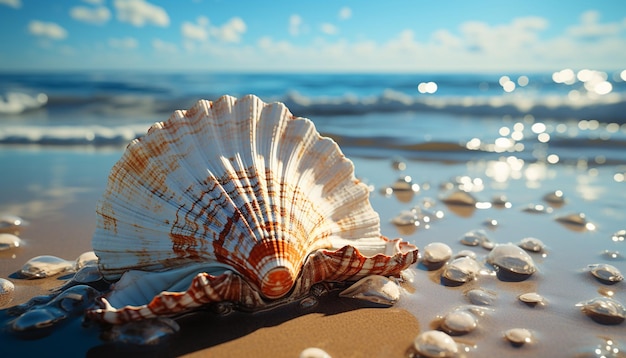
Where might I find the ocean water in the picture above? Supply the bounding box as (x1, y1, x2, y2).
(1, 71, 625, 165)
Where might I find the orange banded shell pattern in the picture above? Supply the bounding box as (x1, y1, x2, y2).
(89, 95, 418, 323)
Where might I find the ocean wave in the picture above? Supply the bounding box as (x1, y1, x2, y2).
(281, 90, 626, 122)
(2, 89, 625, 122)
(0, 92, 48, 114)
(0, 124, 149, 146)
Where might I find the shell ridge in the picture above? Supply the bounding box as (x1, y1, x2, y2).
(92, 94, 414, 317)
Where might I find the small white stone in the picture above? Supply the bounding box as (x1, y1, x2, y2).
(0, 233, 23, 251)
(299, 347, 331, 358)
(414, 330, 458, 358)
(504, 328, 533, 346)
(0, 278, 15, 307)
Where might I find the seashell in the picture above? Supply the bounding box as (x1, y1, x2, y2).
(577, 296, 626, 325)
(587, 263, 623, 284)
(20, 255, 74, 279)
(0, 233, 23, 251)
(413, 330, 458, 358)
(87, 95, 418, 324)
(338, 275, 400, 306)
(487, 243, 537, 281)
(0, 277, 15, 307)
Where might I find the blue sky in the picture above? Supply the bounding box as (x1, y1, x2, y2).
(1, 0, 625, 72)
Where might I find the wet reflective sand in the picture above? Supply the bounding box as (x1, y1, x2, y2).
(0, 148, 625, 357)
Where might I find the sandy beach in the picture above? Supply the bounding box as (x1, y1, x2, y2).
(1, 144, 625, 357)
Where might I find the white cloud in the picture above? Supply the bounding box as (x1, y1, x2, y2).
(320, 23, 337, 35)
(567, 10, 622, 38)
(182, 17, 209, 41)
(113, 0, 169, 27)
(0, 0, 20, 8)
(152, 38, 178, 53)
(70, 6, 111, 25)
(289, 14, 302, 36)
(182, 16, 246, 44)
(82, 0, 105, 4)
(212, 17, 246, 43)
(339, 7, 351, 20)
(108, 37, 138, 49)
(28, 20, 67, 40)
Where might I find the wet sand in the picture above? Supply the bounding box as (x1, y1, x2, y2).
(1, 147, 625, 357)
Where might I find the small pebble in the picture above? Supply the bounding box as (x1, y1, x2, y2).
(300, 347, 331, 358)
(518, 292, 546, 307)
(518, 237, 545, 253)
(391, 210, 418, 226)
(20, 255, 74, 279)
(75, 251, 99, 269)
(588, 263, 624, 284)
(454, 250, 477, 260)
(504, 328, 533, 347)
(0, 278, 15, 307)
(0, 233, 23, 251)
(460, 229, 493, 249)
(556, 213, 596, 230)
(577, 297, 626, 325)
(422, 242, 452, 269)
(487, 243, 537, 281)
(441, 309, 478, 335)
(466, 288, 496, 306)
(522, 204, 552, 214)
(0, 214, 27, 232)
(413, 330, 458, 358)
(543, 190, 565, 205)
(491, 195, 511, 208)
(339, 275, 400, 306)
(611, 229, 626, 242)
(442, 256, 481, 285)
(441, 190, 477, 206)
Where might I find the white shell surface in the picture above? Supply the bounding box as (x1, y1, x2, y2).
(88, 94, 419, 323)
(92, 95, 385, 299)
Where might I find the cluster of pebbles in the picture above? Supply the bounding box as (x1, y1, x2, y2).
(2, 162, 625, 355)
(381, 163, 624, 357)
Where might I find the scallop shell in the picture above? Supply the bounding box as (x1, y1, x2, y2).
(88, 95, 418, 323)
